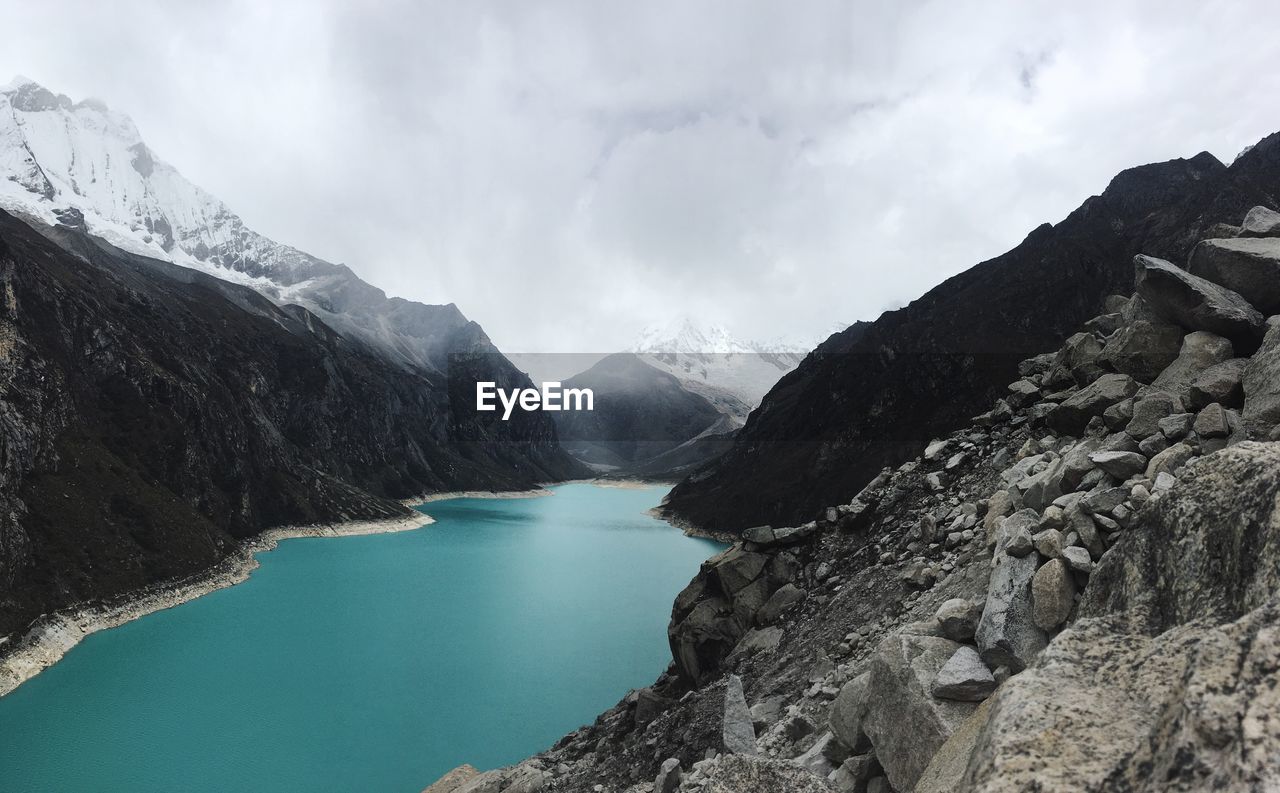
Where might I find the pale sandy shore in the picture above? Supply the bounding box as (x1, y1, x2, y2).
(0, 511, 432, 698)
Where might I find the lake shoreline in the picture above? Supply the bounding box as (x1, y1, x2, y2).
(0, 511, 434, 699)
(0, 480, 683, 699)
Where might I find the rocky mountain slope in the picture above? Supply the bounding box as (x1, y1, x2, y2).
(662, 135, 1280, 534)
(429, 205, 1280, 792)
(0, 208, 581, 640)
(0, 76, 496, 374)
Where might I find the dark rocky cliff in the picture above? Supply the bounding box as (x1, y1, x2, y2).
(662, 136, 1280, 534)
(0, 210, 583, 638)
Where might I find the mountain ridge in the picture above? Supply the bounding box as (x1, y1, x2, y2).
(662, 138, 1280, 534)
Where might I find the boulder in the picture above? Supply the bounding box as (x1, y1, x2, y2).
(831, 754, 878, 793)
(828, 671, 872, 752)
(1146, 442, 1195, 479)
(976, 545, 1047, 671)
(1188, 236, 1280, 314)
(722, 674, 758, 756)
(654, 759, 682, 793)
(1193, 403, 1231, 439)
(1048, 374, 1140, 435)
(1188, 357, 1248, 409)
(1125, 391, 1182, 439)
(914, 699, 995, 793)
(1134, 254, 1264, 340)
(1243, 320, 1280, 436)
(1048, 332, 1105, 387)
(1151, 330, 1234, 399)
(1098, 319, 1185, 383)
(935, 598, 983, 642)
(863, 634, 978, 792)
(755, 584, 806, 626)
(983, 490, 1015, 546)
(454, 765, 546, 793)
(1237, 205, 1280, 237)
(931, 645, 997, 701)
(670, 594, 747, 684)
(710, 547, 770, 594)
(1157, 412, 1193, 440)
(1031, 558, 1076, 630)
(1031, 528, 1064, 559)
(1088, 450, 1147, 480)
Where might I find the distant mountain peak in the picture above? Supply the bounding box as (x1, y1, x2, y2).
(630, 316, 807, 356)
(0, 77, 489, 373)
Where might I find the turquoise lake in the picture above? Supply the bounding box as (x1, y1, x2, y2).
(0, 484, 722, 793)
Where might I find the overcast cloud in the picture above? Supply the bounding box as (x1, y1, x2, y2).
(3, 1, 1280, 352)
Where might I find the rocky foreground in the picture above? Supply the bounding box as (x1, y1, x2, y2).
(427, 207, 1280, 792)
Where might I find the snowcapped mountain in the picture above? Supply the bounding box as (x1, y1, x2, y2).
(0, 76, 484, 372)
(629, 317, 808, 420)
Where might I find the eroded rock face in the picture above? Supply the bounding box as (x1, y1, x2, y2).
(959, 443, 1280, 792)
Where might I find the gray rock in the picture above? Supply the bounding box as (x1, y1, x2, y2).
(749, 696, 785, 733)
(976, 547, 1047, 671)
(1151, 330, 1234, 399)
(914, 699, 995, 793)
(1188, 358, 1248, 409)
(863, 634, 978, 792)
(1032, 528, 1064, 559)
(1126, 391, 1183, 438)
(1088, 450, 1147, 480)
(1099, 319, 1185, 383)
(1103, 397, 1135, 430)
(722, 674, 758, 755)
(755, 584, 807, 626)
(931, 645, 997, 701)
(1031, 558, 1076, 630)
(1134, 254, 1265, 340)
(793, 731, 836, 778)
(828, 671, 872, 752)
(935, 598, 983, 642)
(1081, 486, 1128, 515)
(1188, 236, 1280, 313)
(1138, 432, 1170, 457)
(1243, 320, 1280, 436)
(1066, 503, 1105, 558)
(654, 758, 681, 793)
(1048, 332, 1105, 387)
(1238, 205, 1280, 237)
(1049, 373, 1140, 434)
(1006, 379, 1041, 408)
(1061, 545, 1093, 573)
(830, 754, 878, 793)
(1146, 442, 1195, 479)
(1193, 403, 1231, 439)
(1158, 412, 1194, 440)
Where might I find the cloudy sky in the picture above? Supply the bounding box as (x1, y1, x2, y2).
(4, 1, 1280, 352)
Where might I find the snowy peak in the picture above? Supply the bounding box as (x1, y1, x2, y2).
(630, 316, 807, 357)
(0, 77, 489, 373)
(625, 317, 810, 418)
